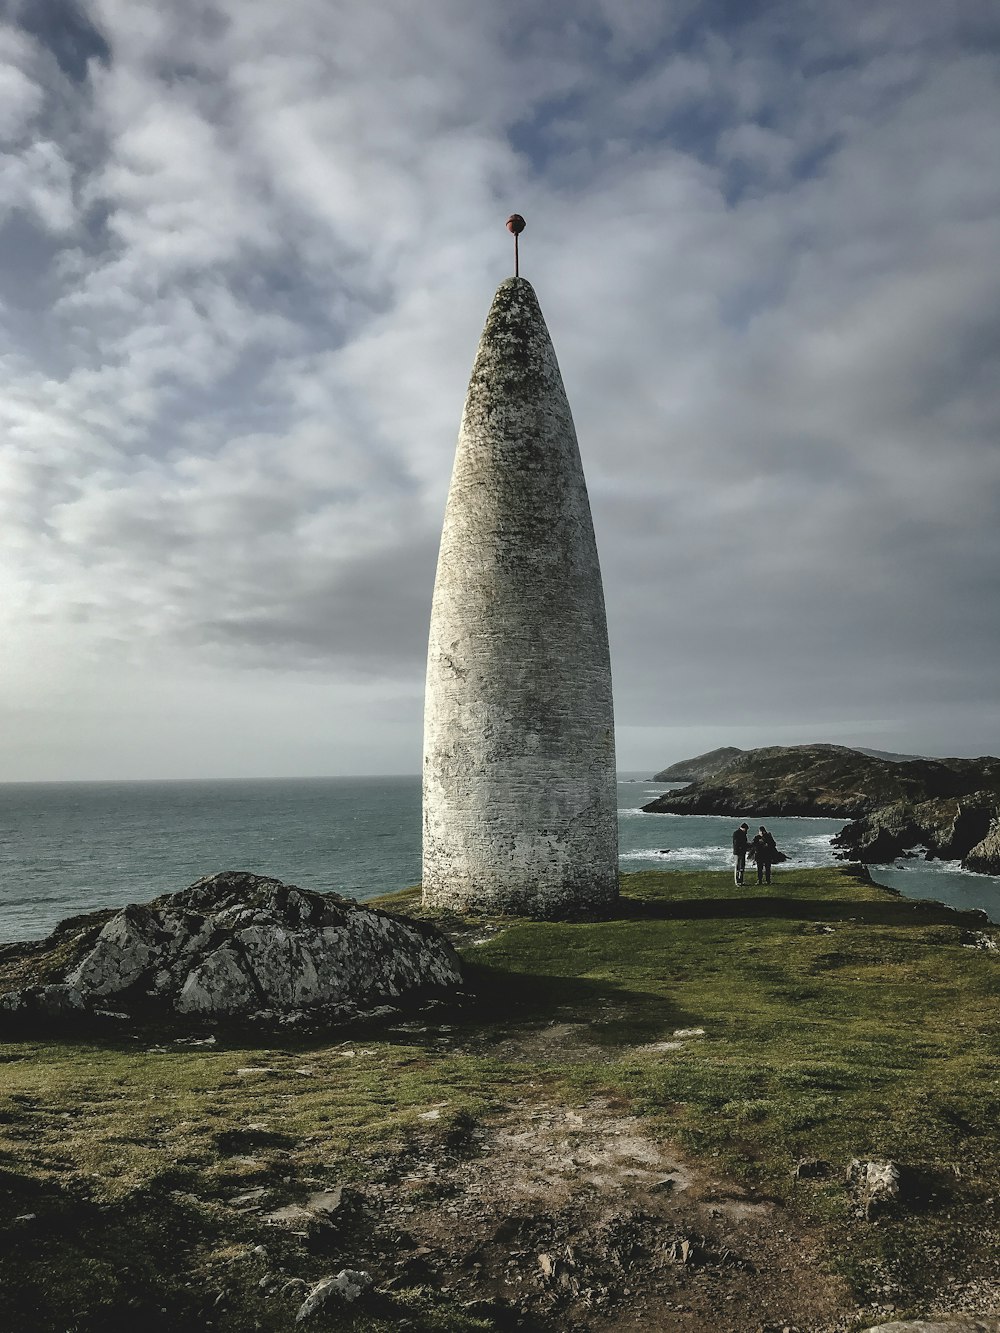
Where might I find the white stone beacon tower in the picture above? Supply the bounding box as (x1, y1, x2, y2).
(422, 219, 618, 918)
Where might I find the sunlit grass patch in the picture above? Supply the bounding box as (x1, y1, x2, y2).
(2, 865, 999, 1325)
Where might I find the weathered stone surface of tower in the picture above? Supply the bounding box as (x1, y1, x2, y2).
(422, 276, 618, 917)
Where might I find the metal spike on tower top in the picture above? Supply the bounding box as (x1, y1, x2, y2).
(506, 213, 526, 277)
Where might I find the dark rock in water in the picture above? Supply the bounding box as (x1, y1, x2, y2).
(833, 793, 1000, 867)
(832, 801, 925, 863)
(0, 871, 463, 1027)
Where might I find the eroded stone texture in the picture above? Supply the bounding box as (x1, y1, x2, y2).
(0, 871, 462, 1024)
(422, 277, 617, 918)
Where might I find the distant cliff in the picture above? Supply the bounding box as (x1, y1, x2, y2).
(653, 744, 926, 784)
(642, 744, 1000, 874)
(653, 747, 743, 782)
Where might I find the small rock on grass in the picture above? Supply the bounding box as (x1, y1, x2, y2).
(665, 1237, 699, 1265)
(295, 1270, 372, 1321)
(649, 1177, 676, 1193)
(847, 1159, 902, 1219)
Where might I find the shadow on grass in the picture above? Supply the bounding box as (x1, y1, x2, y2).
(458, 961, 691, 1043)
(0, 964, 688, 1055)
(615, 893, 990, 929)
(0, 1168, 207, 1332)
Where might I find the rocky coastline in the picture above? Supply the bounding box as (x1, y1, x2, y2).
(642, 744, 1000, 874)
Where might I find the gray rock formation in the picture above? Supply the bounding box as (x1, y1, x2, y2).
(296, 1270, 372, 1321)
(963, 816, 1000, 875)
(422, 276, 617, 918)
(833, 802, 926, 863)
(0, 872, 462, 1025)
(833, 793, 1000, 867)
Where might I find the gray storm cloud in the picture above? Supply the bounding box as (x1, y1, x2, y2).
(0, 0, 998, 778)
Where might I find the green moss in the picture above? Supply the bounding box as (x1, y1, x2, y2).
(2, 866, 998, 1327)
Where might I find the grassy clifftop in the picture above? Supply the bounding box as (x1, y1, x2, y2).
(1, 867, 999, 1331)
(643, 743, 1000, 818)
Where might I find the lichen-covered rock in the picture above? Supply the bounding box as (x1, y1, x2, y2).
(296, 1270, 372, 1320)
(0, 872, 463, 1026)
(0, 982, 85, 1018)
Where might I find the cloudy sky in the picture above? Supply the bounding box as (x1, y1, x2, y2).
(1, 0, 998, 781)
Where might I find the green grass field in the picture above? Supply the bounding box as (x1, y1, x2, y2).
(1, 866, 998, 1330)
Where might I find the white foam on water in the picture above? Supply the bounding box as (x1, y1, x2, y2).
(619, 808, 684, 818)
(620, 837, 841, 871)
(619, 846, 730, 865)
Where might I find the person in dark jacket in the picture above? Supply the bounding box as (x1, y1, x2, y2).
(751, 825, 778, 884)
(732, 822, 750, 885)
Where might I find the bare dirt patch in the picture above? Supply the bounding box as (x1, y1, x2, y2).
(344, 1091, 855, 1331)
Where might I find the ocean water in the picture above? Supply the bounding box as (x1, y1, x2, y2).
(1, 773, 997, 944)
(0, 776, 421, 944)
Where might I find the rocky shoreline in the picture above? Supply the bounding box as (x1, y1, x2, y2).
(642, 745, 1000, 874)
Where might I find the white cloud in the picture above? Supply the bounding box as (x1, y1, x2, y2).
(0, 138, 76, 230)
(1, 0, 998, 777)
(0, 59, 42, 138)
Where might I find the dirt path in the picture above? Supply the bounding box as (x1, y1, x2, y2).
(216, 1011, 993, 1328)
(368, 1090, 854, 1331)
(287, 1001, 865, 1333)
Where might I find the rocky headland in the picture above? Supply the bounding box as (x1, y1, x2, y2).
(653, 746, 743, 783)
(654, 745, 929, 784)
(0, 870, 463, 1028)
(642, 744, 1000, 872)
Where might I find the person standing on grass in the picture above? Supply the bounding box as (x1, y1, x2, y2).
(732, 822, 750, 886)
(752, 825, 778, 885)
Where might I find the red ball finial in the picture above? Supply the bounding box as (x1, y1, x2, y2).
(506, 214, 526, 276)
